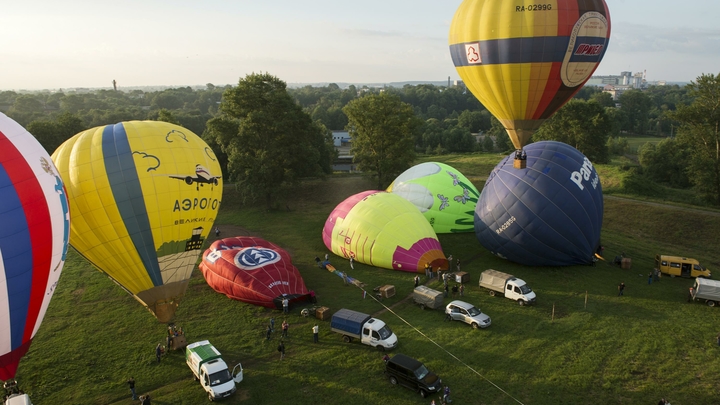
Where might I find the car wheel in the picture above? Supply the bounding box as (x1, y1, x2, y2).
(389, 376, 398, 385)
(343, 335, 352, 343)
(518, 300, 526, 306)
(472, 322, 479, 329)
(419, 304, 425, 310)
(377, 345, 385, 352)
(419, 389, 428, 398)
(489, 290, 496, 297)
(707, 300, 716, 307)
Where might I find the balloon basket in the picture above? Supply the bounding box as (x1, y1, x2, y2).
(513, 158, 527, 169)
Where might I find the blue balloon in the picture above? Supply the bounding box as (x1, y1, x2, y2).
(475, 141, 603, 266)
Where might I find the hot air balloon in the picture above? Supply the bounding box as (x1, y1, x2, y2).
(199, 237, 311, 309)
(51, 121, 222, 323)
(323, 191, 447, 272)
(1, 113, 70, 381)
(474, 141, 603, 266)
(387, 162, 479, 233)
(449, 0, 611, 167)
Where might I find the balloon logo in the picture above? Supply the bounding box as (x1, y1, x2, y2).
(200, 237, 311, 309)
(234, 248, 281, 270)
(474, 141, 603, 266)
(52, 121, 222, 323)
(1, 113, 70, 380)
(387, 162, 479, 233)
(323, 191, 447, 272)
(449, 0, 611, 153)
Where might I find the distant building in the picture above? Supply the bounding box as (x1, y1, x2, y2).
(589, 71, 647, 89)
(331, 131, 351, 148)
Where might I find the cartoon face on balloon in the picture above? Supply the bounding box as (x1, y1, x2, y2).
(323, 191, 447, 272)
(387, 162, 479, 233)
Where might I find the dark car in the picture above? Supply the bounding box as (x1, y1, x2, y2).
(384, 354, 442, 398)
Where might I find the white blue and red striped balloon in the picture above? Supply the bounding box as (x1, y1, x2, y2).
(0, 113, 70, 380)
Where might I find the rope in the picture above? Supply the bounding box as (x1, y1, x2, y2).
(363, 286, 526, 405)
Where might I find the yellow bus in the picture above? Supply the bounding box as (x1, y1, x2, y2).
(655, 255, 711, 278)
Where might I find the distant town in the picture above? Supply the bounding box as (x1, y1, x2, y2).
(3, 70, 689, 96)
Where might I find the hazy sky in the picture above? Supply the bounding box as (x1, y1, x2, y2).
(1, 0, 718, 90)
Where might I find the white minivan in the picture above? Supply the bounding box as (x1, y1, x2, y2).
(445, 300, 491, 329)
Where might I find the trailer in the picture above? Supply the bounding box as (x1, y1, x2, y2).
(412, 286, 444, 310)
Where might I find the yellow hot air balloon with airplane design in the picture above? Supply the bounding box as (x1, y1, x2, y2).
(52, 121, 222, 322)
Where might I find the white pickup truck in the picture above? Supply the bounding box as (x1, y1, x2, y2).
(186, 340, 243, 402)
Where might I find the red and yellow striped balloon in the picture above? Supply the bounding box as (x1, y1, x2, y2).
(449, 0, 611, 150)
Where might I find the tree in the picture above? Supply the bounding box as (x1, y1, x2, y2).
(26, 112, 84, 153)
(590, 91, 615, 108)
(638, 138, 691, 188)
(488, 116, 512, 153)
(618, 90, 652, 134)
(343, 92, 420, 189)
(457, 110, 489, 133)
(533, 99, 611, 163)
(204, 73, 334, 209)
(671, 73, 720, 205)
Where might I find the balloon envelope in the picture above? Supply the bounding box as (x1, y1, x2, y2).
(474, 141, 603, 266)
(449, 0, 611, 150)
(387, 162, 479, 233)
(323, 191, 447, 272)
(199, 237, 310, 309)
(1, 113, 70, 380)
(51, 121, 222, 323)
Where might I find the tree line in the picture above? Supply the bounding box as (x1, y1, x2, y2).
(1, 72, 718, 206)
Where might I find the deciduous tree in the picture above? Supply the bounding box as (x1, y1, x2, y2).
(343, 92, 420, 189)
(671, 73, 720, 205)
(204, 73, 334, 209)
(533, 99, 611, 163)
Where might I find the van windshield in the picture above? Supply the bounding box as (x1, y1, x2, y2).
(377, 325, 393, 340)
(519, 284, 532, 294)
(208, 369, 232, 386)
(414, 365, 429, 380)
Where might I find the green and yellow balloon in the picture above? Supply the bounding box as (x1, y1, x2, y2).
(387, 162, 479, 233)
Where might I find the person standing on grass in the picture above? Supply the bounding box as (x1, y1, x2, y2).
(312, 324, 319, 343)
(266, 325, 272, 340)
(282, 320, 289, 338)
(155, 344, 162, 363)
(127, 377, 136, 400)
(648, 273, 653, 285)
(278, 340, 286, 360)
(349, 256, 354, 270)
(414, 274, 420, 287)
(282, 297, 289, 313)
(618, 282, 625, 296)
(459, 284, 464, 297)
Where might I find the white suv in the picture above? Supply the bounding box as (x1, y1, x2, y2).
(445, 300, 491, 329)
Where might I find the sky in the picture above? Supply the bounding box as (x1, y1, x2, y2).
(1, 0, 718, 90)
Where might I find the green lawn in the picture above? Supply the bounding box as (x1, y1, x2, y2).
(13, 154, 720, 405)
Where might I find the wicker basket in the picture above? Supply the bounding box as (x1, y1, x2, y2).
(379, 285, 396, 298)
(315, 306, 331, 320)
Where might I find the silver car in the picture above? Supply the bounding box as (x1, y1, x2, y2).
(445, 300, 491, 329)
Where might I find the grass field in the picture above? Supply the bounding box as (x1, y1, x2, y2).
(13, 154, 720, 405)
